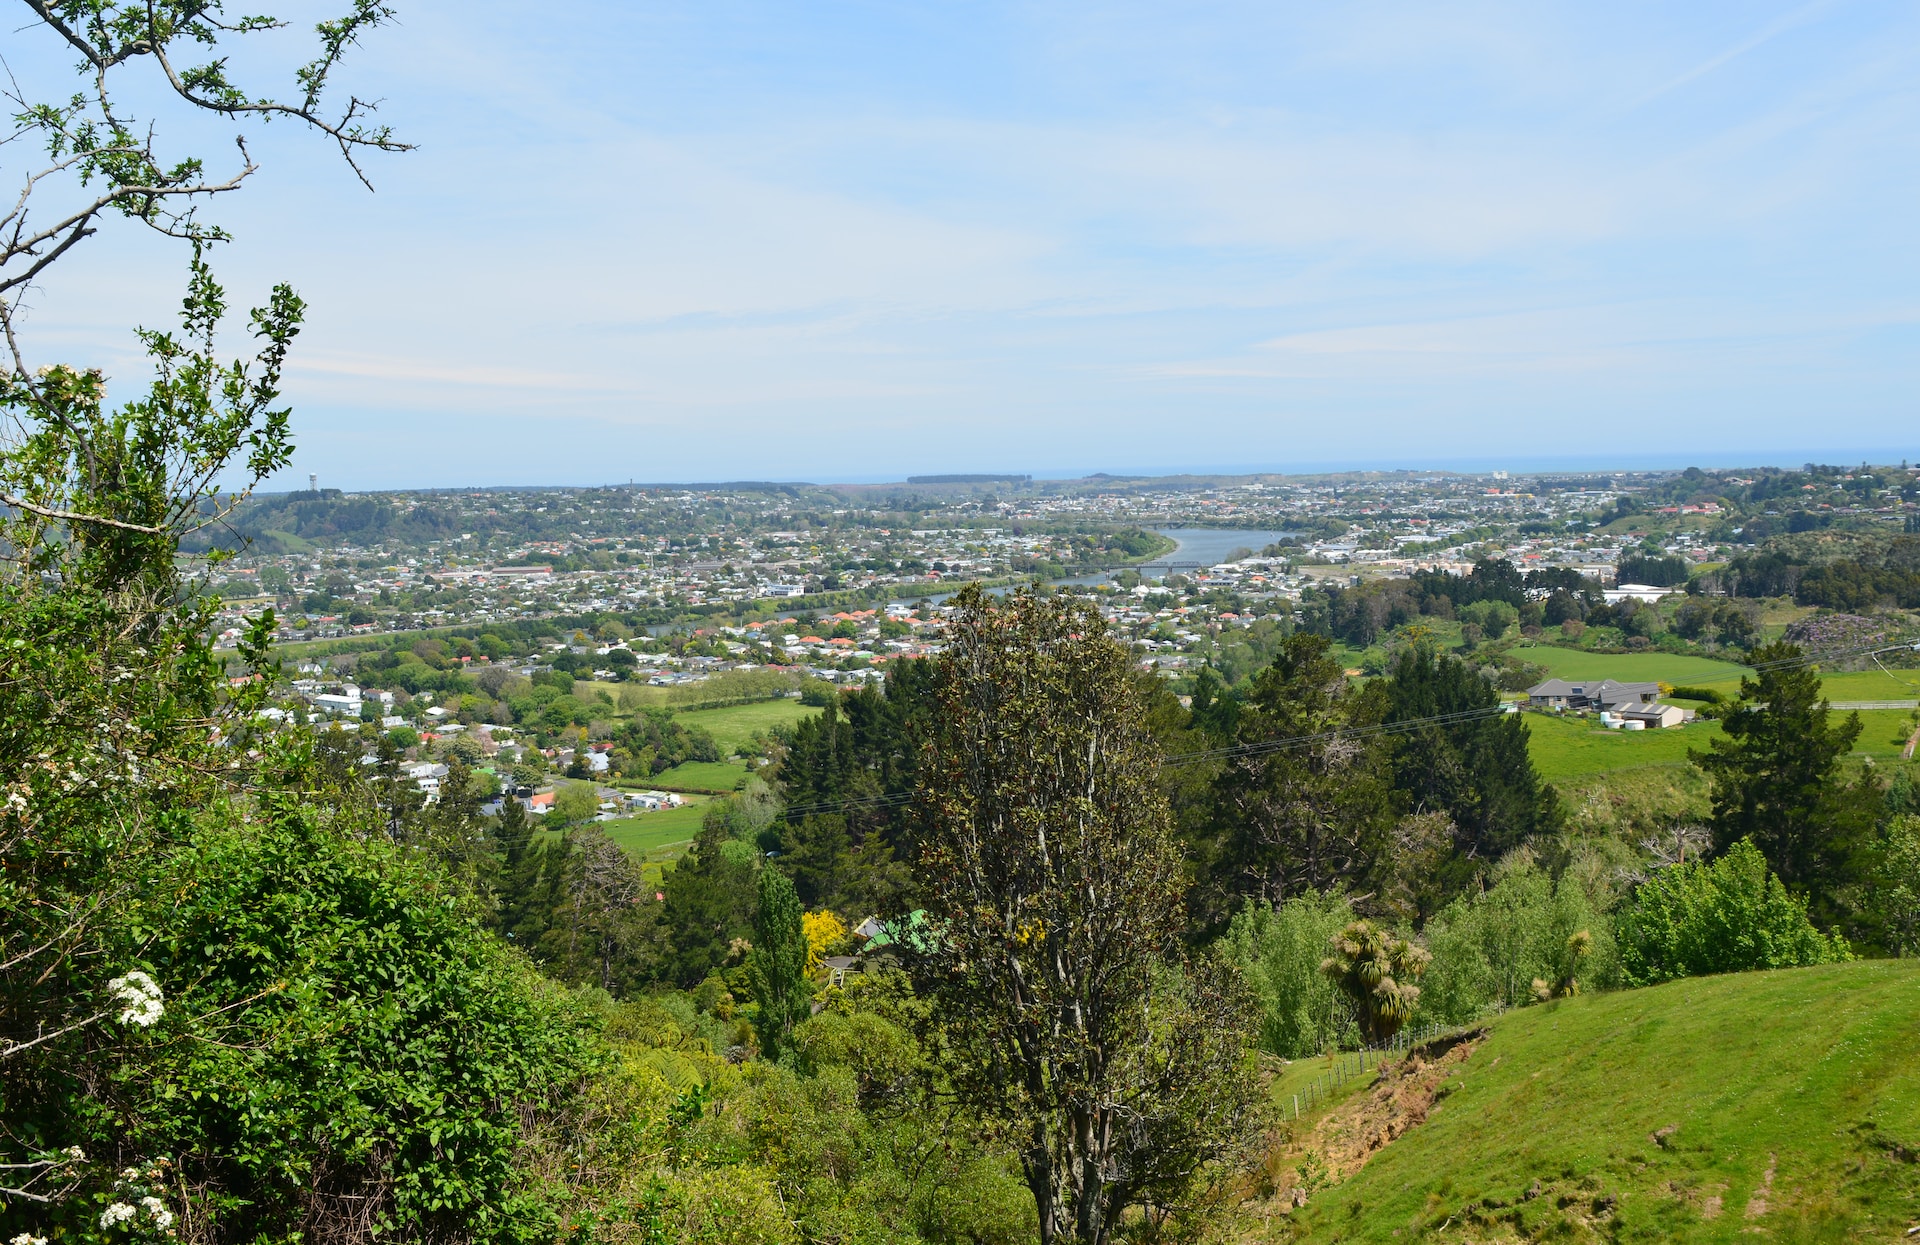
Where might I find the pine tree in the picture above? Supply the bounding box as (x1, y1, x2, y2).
(1693, 641, 1879, 929)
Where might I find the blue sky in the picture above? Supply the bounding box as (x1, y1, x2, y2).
(14, 1, 1920, 487)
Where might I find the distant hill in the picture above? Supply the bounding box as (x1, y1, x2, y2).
(1259, 960, 1920, 1241)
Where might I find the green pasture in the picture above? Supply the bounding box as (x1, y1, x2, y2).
(1510, 645, 1750, 690)
(1286, 960, 1920, 1242)
(646, 760, 749, 792)
(673, 698, 820, 752)
(598, 798, 712, 887)
(1513, 644, 1920, 704)
(1523, 707, 1917, 782)
(1523, 713, 1724, 783)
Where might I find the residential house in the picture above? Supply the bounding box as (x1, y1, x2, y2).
(1526, 679, 1662, 712)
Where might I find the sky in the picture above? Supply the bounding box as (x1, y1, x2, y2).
(9, 1, 1920, 489)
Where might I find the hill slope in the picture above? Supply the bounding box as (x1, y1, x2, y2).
(1267, 961, 1920, 1242)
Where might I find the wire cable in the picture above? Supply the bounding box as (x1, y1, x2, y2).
(773, 701, 1516, 819)
(770, 644, 1920, 822)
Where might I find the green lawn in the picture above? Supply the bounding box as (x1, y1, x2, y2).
(647, 760, 749, 792)
(599, 798, 709, 861)
(673, 698, 820, 752)
(1282, 960, 1920, 1242)
(1523, 712, 1724, 782)
(1510, 645, 1751, 690)
(1524, 707, 1918, 781)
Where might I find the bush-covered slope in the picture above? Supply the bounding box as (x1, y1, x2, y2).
(1279, 960, 1920, 1242)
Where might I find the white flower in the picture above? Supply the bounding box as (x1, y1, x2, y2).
(107, 970, 164, 1027)
(63, 1145, 85, 1160)
(140, 1196, 174, 1229)
(121, 1167, 141, 1180)
(100, 1201, 138, 1227)
(14, 1232, 50, 1245)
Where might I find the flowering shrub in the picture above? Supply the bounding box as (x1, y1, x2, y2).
(106, 972, 164, 1028)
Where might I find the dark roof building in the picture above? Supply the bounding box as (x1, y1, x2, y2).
(1526, 678, 1662, 711)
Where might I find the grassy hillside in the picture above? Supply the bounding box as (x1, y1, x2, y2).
(1260, 960, 1920, 1242)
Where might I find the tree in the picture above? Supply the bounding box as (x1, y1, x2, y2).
(1321, 920, 1428, 1045)
(1692, 642, 1879, 928)
(916, 588, 1258, 1245)
(660, 820, 759, 986)
(1383, 645, 1560, 888)
(550, 781, 601, 828)
(1192, 633, 1397, 931)
(1418, 860, 1615, 1022)
(1617, 839, 1851, 985)
(1220, 892, 1357, 1058)
(539, 829, 653, 993)
(748, 867, 811, 1056)
(1874, 815, 1920, 958)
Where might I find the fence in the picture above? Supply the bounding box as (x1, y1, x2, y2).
(1282, 1018, 1487, 1123)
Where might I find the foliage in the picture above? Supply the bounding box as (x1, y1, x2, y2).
(1320, 920, 1428, 1045)
(1419, 859, 1617, 1023)
(1616, 839, 1852, 986)
(749, 867, 811, 1057)
(802, 909, 849, 973)
(1190, 634, 1397, 931)
(1878, 815, 1920, 958)
(659, 820, 760, 987)
(1220, 893, 1356, 1057)
(1692, 642, 1880, 931)
(916, 587, 1260, 1244)
(1383, 645, 1562, 886)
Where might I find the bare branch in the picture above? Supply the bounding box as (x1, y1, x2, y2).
(0, 491, 166, 534)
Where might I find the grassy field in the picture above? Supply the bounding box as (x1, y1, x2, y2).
(646, 760, 749, 792)
(1511, 645, 1751, 689)
(1273, 960, 1920, 1242)
(597, 798, 712, 887)
(674, 699, 820, 752)
(1523, 713, 1724, 783)
(1524, 707, 1918, 782)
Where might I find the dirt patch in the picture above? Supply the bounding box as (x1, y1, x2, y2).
(1744, 1152, 1776, 1219)
(1301, 1030, 1484, 1182)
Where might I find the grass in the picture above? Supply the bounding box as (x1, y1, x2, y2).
(1524, 707, 1918, 782)
(1510, 645, 1752, 690)
(599, 800, 709, 855)
(646, 760, 749, 792)
(673, 699, 821, 752)
(1523, 712, 1724, 783)
(1278, 960, 1920, 1242)
(1513, 645, 1920, 705)
(1811, 670, 1920, 703)
(596, 798, 713, 887)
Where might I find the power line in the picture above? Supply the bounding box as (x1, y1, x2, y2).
(774, 702, 1515, 819)
(1746, 640, 1920, 673)
(772, 644, 1920, 823)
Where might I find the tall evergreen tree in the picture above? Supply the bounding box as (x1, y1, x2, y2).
(659, 818, 759, 985)
(917, 587, 1258, 1245)
(1383, 645, 1559, 886)
(1192, 633, 1397, 932)
(1693, 641, 1879, 930)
